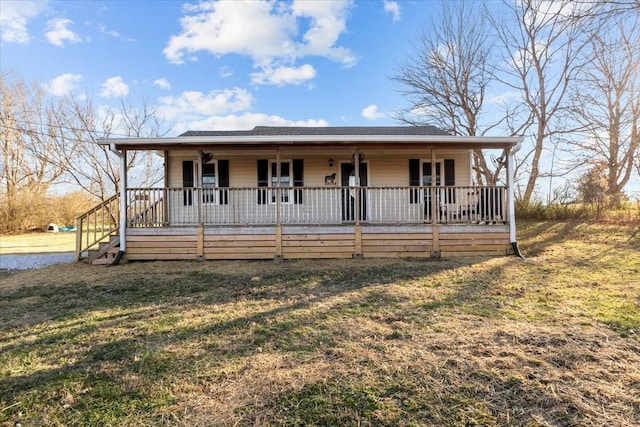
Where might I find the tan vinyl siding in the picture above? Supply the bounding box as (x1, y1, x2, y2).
(166, 149, 472, 188)
(167, 151, 198, 188)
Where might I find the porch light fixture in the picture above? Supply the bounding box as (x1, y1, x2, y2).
(202, 152, 214, 163)
(329, 158, 333, 167)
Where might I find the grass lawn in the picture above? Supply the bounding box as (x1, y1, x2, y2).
(1, 221, 638, 426)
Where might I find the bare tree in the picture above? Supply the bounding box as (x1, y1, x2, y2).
(63, 95, 165, 201)
(0, 73, 79, 232)
(392, 1, 502, 184)
(487, 0, 592, 204)
(567, 16, 639, 206)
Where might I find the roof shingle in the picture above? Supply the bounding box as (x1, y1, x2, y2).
(179, 125, 450, 138)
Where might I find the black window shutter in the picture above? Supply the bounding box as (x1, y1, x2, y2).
(218, 159, 229, 205)
(257, 159, 268, 204)
(444, 159, 456, 202)
(409, 159, 420, 186)
(444, 159, 455, 185)
(293, 159, 303, 204)
(182, 160, 193, 206)
(409, 158, 420, 203)
(183, 160, 194, 187)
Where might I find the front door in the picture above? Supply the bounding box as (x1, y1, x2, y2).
(341, 162, 368, 222)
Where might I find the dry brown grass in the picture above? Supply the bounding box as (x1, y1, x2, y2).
(1, 221, 639, 426)
(0, 231, 76, 254)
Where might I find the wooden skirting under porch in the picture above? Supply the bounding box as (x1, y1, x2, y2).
(124, 224, 511, 261)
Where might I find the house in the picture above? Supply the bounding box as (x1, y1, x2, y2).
(77, 126, 523, 263)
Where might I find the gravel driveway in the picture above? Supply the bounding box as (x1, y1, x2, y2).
(0, 252, 76, 270)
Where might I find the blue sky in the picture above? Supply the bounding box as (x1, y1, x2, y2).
(2, 0, 638, 198)
(0, 0, 452, 136)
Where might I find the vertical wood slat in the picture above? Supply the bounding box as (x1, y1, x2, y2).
(354, 224, 362, 256)
(197, 226, 204, 257)
(275, 226, 282, 258)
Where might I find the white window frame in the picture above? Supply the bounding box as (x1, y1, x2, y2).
(270, 160, 293, 204)
(421, 160, 443, 187)
(202, 160, 219, 205)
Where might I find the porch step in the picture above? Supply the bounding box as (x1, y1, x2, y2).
(91, 247, 121, 265)
(86, 236, 120, 264)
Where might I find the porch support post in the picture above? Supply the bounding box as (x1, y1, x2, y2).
(430, 149, 440, 257)
(275, 149, 283, 260)
(276, 149, 281, 227)
(507, 146, 517, 244)
(353, 150, 363, 258)
(354, 150, 360, 226)
(275, 226, 283, 261)
(197, 152, 203, 226)
(354, 224, 362, 259)
(119, 149, 127, 252)
(197, 226, 204, 259)
(163, 151, 169, 225)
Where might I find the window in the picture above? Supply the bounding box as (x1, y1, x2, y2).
(202, 160, 229, 205)
(257, 159, 303, 204)
(422, 162, 442, 186)
(409, 158, 455, 203)
(271, 161, 291, 203)
(202, 163, 217, 204)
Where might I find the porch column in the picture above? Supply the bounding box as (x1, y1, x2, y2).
(163, 150, 169, 225)
(354, 150, 362, 258)
(431, 149, 440, 257)
(119, 149, 127, 252)
(507, 146, 516, 244)
(354, 150, 360, 226)
(275, 149, 283, 260)
(196, 151, 204, 258)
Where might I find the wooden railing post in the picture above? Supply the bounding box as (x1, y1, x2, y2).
(75, 216, 82, 261)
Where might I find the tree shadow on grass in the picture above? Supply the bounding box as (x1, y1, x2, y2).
(2, 228, 638, 425)
(1, 257, 484, 422)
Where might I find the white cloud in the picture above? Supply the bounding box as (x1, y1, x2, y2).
(97, 23, 120, 38)
(289, 0, 354, 64)
(487, 90, 521, 105)
(164, 1, 295, 64)
(153, 78, 171, 90)
(383, 0, 401, 23)
(157, 88, 254, 122)
(163, 0, 355, 85)
(99, 76, 129, 98)
(45, 18, 81, 47)
(0, 0, 45, 43)
(361, 104, 386, 120)
(155, 86, 328, 134)
(219, 66, 233, 78)
(97, 23, 135, 42)
(46, 73, 82, 96)
(250, 64, 316, 86)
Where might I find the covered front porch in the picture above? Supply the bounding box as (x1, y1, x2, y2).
(121, 185, 511, 260)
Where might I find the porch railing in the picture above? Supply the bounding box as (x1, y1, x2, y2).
(76, 193, 120, 260)
(126, 186, 507, 227)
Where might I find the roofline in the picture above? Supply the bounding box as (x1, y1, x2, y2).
(98, 134, 524, 147)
